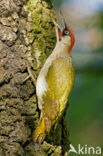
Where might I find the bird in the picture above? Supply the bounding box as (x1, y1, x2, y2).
(33, 12, 75, 144)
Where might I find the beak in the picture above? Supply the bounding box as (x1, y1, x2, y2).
(60, 10, 67, 29)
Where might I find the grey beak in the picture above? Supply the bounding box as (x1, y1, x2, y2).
(60, 10, 67, 29)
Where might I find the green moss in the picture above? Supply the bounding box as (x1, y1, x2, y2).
(27, 0, 38, 11)
(27, 0, 56, 69)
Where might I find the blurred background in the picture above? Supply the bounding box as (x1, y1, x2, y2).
(51, 0, 103, 155)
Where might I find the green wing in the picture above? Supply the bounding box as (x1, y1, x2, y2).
(42, 57, 74, 122)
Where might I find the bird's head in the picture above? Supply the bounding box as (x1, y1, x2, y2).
(58, 12, 75, 56)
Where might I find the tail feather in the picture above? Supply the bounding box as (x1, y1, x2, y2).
(33, 113, 45, 143)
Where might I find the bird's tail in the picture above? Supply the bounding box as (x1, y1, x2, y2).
(33, 113, 45, 144)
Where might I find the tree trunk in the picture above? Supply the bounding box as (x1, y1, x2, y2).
(0, 0, 70, 155)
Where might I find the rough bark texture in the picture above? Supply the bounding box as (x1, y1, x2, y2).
(0, 0, 70, 155)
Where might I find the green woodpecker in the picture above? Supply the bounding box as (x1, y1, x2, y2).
(33, 14, 75, 144)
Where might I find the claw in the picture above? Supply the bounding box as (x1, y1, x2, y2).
(34, 143, 42, 152)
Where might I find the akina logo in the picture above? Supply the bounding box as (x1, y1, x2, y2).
(68, 144, 102, 155)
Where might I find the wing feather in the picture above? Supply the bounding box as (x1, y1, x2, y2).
(42, 57, 74, 120)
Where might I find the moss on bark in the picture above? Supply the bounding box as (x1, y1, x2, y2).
(0, 0, 70, 155)
(27, 0, 56, 71)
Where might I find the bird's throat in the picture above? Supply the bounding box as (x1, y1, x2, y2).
(53, 41, 71, 58)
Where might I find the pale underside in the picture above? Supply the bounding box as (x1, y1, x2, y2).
(37, 57, 74, 131)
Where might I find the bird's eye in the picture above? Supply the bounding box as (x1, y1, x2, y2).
(65, 30, 69, 35)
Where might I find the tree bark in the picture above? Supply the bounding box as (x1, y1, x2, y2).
(0, 0, 70, 155)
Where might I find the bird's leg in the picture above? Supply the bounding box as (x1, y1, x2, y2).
(23, 62, 36, 86)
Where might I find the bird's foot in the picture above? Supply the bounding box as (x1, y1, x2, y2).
(34, 143, 42, 152)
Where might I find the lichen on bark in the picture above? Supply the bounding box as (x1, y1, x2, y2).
(0, 0, 70, 155)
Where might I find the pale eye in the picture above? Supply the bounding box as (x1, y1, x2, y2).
(65, 31, 69, 35)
